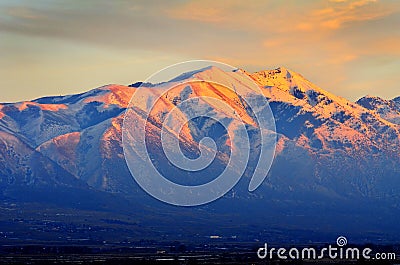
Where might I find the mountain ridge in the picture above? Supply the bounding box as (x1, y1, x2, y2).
(0, 66, 399, 243)
(1, 66, 399, 192)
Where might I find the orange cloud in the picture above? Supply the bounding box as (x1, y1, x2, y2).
(371, 38, 400, 56)
(327, 54, 358, 64)
(299, 0, 390, 31)
(1, 0, 399, 103)
(167, 1, 227, 23)
(7, 7, 43, 20)
(168, 0, 392, 36)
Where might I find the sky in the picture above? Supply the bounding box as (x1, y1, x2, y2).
(0, 0, 399, 102)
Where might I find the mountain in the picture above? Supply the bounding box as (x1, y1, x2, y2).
(250, 68, 400, 198)
(357, 95, 400, 125)
(0, 66, 399, 244)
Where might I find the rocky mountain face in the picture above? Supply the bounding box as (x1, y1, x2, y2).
(357, 95, 400, 125)
(0, 66, 399, 242)
(250, 68, 400, 200)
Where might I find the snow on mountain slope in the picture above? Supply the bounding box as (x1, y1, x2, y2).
(250, 67, 400, 155)
(34, 69, 268, 192)
(37, 132, 81, 176)
(0, 102, 78, 146)
(37, 113, 119, 189)
(0, 129, 84, 189)
(0, 85, 135, 147)
(393, 96, 400, 106)
(16, 102, 68, 112)
(83, 84, 136, 108)
(2, 65, 400, 243)
(0, 106, 4, 119)
(357, 95, 400, 125)
(1, 65, 399, 200)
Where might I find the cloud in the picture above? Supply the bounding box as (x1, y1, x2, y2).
(0, 0, 399, 102)
(167, 1, 227, 23)
(7, 6, 44, 20)
(297, 0, 390, 31)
